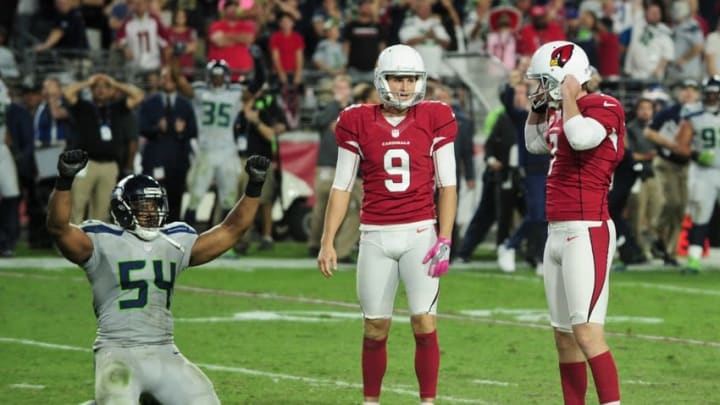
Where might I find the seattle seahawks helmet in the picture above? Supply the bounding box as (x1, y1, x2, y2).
(110, 174, 169, 240)
(374, 44, 427, 110)
(206, 59, 231, 88)
(702, 75, 720, 111)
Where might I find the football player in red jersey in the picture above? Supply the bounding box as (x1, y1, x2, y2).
(317, 44, 457, 405)
(525, 41, 624, 405)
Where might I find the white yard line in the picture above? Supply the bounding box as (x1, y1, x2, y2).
(471, 380, 517, 387)
(2, 271, 719, 348)
(9, 383, 46, 390)
(0, 337, 493, 405)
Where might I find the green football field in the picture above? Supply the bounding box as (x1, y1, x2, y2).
(1, 247, 719, 405)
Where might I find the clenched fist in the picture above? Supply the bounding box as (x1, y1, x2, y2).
(58, 149, 89, 179)
(245, 155, 270, 184)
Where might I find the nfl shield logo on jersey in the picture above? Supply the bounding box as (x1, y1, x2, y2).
(391, 129, 400, 138)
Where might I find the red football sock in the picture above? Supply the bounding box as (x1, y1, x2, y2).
(559, 361, 587, 405)
(414, 330, 440, 399)
(362, 336, 388, 398)
(588, 351, 620, 404)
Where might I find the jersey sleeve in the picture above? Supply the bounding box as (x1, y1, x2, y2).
(79, 220, 110, 274)
(334, 106, 360, 155)
(430, 102, 458, 152)
(580, 98, 624, 136)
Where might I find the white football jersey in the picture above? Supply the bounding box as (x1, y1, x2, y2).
(192, 82, 243, 151)
(687, 105, 720, 168)
(80, 220, 197, 350)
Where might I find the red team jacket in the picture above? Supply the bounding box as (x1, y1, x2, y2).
(544, 93, 625, 222)
(335, 102, 457, 225)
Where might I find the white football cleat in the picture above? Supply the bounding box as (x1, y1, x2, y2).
(497, 244, 516, 273)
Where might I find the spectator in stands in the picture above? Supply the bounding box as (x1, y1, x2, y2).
(80, 0, 113, 49)
(138, 66, 196, 222)
(234, 89, 286, 252)
(462, 0, 490, 54)
(166, 0, 205, 36)
(667, 0, 704, 82)
(399, 0, 451, 78)
(270, 12, 304, 129)
(344, 0, 385, 84)
(643, 80, 700, 266)
(623, 2, 673, 81)
(62, 73, 144, 223)
(30, 77, 74, 249)
(704, 20, 720, 77)
(116, 0, 169, 74)
(626, 97, 664, 257)
(108, 0, 129, 40)
(308, 0, 345, 60)
(167, 8, 198, 80)
(13, 0, 41, 50)
(312, 19, 346, 76)
(595, 16, 621, 78)
(570, 9, 599, 70)
(33, 0, 89, 54)
(485, 6, 520, 70)
(0, 80, 24, 257)
(432, 0, 462, 52)
(207, 0, 257, 81)
(308, 75, 360, 262)
(0, 27, 19, 80)
(516, 5, 566, 57)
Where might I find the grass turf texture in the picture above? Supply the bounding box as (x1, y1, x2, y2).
(1, 249, 718, 404)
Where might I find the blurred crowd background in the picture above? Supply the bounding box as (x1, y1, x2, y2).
(0, 0, 719, 270)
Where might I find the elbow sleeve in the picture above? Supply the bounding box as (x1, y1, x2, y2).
(563, 115, 607, 151)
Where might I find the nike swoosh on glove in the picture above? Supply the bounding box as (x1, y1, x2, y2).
(423, 237, 452, 278)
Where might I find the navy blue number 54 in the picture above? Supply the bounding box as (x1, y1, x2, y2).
(118, 260, 177, 309)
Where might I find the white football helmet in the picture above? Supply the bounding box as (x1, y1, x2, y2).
(374, 44, 427, 110)
(526, 41, 591, 109)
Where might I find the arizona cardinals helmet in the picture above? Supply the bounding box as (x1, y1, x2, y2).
(374, 44, 427, 110)
(110, 174, 169, 240)
(206, 59, 231, 87)
(526, 41, 592, 109)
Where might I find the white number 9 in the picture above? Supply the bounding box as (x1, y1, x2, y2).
(384, 149, 410, 192)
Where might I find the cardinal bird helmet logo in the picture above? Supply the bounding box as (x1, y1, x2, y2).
(549, 44, 574, 68)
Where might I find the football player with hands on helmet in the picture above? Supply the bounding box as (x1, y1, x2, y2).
(47, 149, 269, 405)
(317, 44, 457, 405)
(525, 41, 624, 405)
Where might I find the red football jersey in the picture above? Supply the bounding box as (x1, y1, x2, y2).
(545, 93, 625, 221)
(335, 101, 457, 225)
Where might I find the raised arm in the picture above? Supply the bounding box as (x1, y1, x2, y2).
(189, 156, 270, 266)
(105, 74, 145, 109)
(63, 77, 95, 106)
(47, 150, 94, 265)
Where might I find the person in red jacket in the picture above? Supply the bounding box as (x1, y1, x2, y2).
(517, 5, 566, 57)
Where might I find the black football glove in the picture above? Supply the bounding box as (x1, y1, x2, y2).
(55, 149, 88, 191)
(245, 155, 270, 183)
(58, 149, 89, 179)
(244, 155, 270, 198)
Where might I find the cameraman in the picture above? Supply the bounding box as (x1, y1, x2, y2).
(234, 89, 286, 252)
